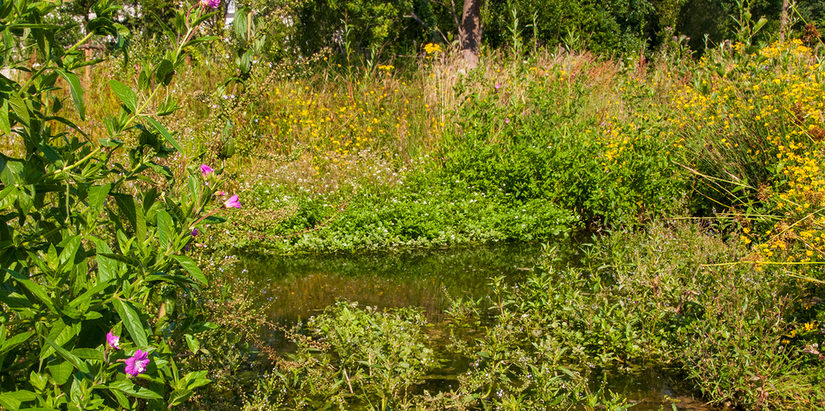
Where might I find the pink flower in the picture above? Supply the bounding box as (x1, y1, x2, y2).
(106, 332, 120, 350)
(199, 0, 221, 9)
(505, 118, 510, 124)
(124, 349, 150, 376)
(200, 164, 214, 178)
(223, 195, 242, 209)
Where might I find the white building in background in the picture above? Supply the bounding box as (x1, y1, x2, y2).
(225, 0, 236, 27)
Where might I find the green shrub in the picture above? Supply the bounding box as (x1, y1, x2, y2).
(0, 1, 234, 408)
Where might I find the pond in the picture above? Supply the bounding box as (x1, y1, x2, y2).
(235, 244, 715, 410)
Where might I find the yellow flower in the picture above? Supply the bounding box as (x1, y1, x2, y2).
(424, 43, 442, 55)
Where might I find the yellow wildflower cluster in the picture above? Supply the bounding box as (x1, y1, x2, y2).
(423, 43, 442, 55)
(668, 41, 825, 271)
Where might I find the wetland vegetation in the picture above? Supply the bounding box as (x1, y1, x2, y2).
(2, 0, 825, 409)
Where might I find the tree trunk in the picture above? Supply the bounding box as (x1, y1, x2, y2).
(779, 0, 790, 41)
(459, 0, 482, 68)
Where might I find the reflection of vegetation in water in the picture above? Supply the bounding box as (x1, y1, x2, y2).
(235, 243, 544, 321)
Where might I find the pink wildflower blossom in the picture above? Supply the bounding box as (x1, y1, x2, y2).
(199, 0, 221, 9)
(200, 164, 214, 178)
(124, 349, 150, 376)
(223, 195, 242, 209)
(106, 332, 120, 350)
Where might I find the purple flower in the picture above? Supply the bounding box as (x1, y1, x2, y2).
(199, 0, 221, 9)
(124, 349, 150, 376)
(191, 228, 199, 237)
(223, 195, 242, 209)
(106, 332, 120, 350)
(200, 164, 214, 178)
(505, 118, 510, 124)
(494, 83, 501, 92)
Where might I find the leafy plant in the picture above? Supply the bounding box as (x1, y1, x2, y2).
(0, 0, 237, 408)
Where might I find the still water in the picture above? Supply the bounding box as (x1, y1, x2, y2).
(235, 244, 713, 410)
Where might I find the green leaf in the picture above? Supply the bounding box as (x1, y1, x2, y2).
(0, 331, 32, 354)
(29, 371, 48, 391)
(113, 299, 148, 349)
(39, 320, 76, 361)
(43, 336, 90, 374)
(111, 388, 130, 409)
(108, 80, 137, 113)
(155, 59, 174, 86)
(6, 269, 55, 312)
(138, 69, 150, 91)
(68, 278, 109, 308)
(87, 184, 110, 211)
(59, 236, 82, 266)
(0, 390, 36, 410)
(47, 360, 74, 385)
(170, 255, 206, 285)
(9, 94, 29, 125)
(184, 334, 200, 354)
(95, 240, 118, 283)
(108, 380, 162, 400)
(73, 348, 104, 362)
(143, 117, 183, 154)
(56, 69, 85, 120)
(156, 209, 172, 251)
(0, 100, 10, 135)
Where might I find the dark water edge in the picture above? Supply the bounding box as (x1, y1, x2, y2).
(232, 243, 719, 410)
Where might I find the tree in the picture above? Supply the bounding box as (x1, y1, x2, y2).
(780, 0, 789, 41)
(460, 0, 482, 67)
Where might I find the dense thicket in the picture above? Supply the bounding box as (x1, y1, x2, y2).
(49, 0, 825, 59)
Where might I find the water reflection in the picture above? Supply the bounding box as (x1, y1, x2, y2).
(236, 243, 543, 322)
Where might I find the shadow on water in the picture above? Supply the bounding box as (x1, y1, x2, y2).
(234, 243, 716, 410)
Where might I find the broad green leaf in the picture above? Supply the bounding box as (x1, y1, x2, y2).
(170, 255, 206, 285)
(156, 209, 172, 251)
(111, 389, 130, 408)
(108, 80, 137, 113)
(9, 94, 29, 125)
(58, 236, 82, 266)
(95, 240, 118, 283)
(0, 100, 10, 135)
(155, 59, 174, 86)
(48, 360, 74, 385)
(0, 390, 36, 409)
(40, 321, 77, 361)
(0, 331, 32, 354)
(29, 371, 48, 391)
(143, 117, 183, 154)
(87, 184, 110, 211)
(184, 334, 200, 354)
(72, 348, 104, 362)
(68, 279, 110, 308)
(43, 337, 90, 374)
(108, 380, 162, 400)
(113, 299, 148, 348)
(113, 194, 137, 231)
(6, 269, 55, 312)
(56, 69, 85, 120)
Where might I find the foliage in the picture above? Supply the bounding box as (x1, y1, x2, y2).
(0, 0, 234, 408)
(437, 222, 825, 409)
(245, 302, 436, 409)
